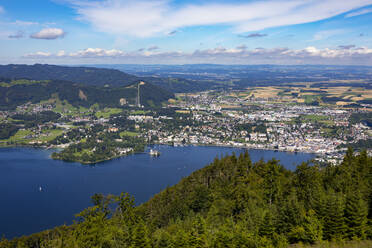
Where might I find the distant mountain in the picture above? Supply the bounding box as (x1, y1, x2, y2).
(94, 64, 372, 89)
(0, 64, 139, 87)
(0, 64, 219, 93)
(140, 76, 225, 93)
(0, 79, 174, 110)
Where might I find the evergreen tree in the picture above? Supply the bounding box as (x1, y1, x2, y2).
(323, 193, 346, 241)
(212, 228, 233, 248)
(155, 231, 173, 248)
(73, 206, 107, 248)
(130, 220, 151, 248)
(344, 191, 368, 239)
(343, 147, 354, 166)
(189, 215, 207, 248)
(173, 229, 189, 248)
(259, 211, 276, 239)
(303, 210, 323, 244)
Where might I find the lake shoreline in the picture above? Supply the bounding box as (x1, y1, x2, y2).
(0, 141, 318, 165)
(0, 142, 317, 165)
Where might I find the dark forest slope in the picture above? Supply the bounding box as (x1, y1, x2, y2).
(0, 64, 215, 93)
(0, 64, 139, 87)
(0, 79, 174, 110)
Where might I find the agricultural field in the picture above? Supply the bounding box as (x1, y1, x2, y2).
(236, 85, 372, 109)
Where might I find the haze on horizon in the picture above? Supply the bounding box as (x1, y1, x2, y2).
(0, 0, 372, 65)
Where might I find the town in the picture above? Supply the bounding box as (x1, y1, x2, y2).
(0, 87, 371, 165)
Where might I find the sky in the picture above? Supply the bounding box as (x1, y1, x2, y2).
(0, 0, 372, 65)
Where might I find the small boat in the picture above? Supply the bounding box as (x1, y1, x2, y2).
(149, 149, 160, 157)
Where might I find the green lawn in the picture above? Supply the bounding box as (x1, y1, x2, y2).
(0, 129, 33, 143)
(120, 131, 139, 137)
(53, 99, 78, 114)
(38, 129, 64, 142)
(0, 79, 48, 87)
(303, 95, 319, 104)
(303, 114, 329, 122)
(95, 108, 122, 118)
(131, 110, 149, 115)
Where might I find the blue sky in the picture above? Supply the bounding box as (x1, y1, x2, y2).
(0, 0, 372, 65)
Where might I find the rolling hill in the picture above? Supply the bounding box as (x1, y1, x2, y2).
(0, 64, 139, 87)
(0, 64, 221, 93)
(0, 78, 174, 110)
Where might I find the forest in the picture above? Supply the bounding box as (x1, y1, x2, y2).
(0, 64, 139, 87)
(0, 79, 174, 110)
(0, 123, 19, 139)
(1, 148, 371, 247)
(0, 64, 207, 93)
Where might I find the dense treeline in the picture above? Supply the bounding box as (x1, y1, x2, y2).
(0, 64, 219, 93)
(350, 112, 372, 127)
(0, 123, 19, 139)
(12, 111, 61, 127)
(0, 79, 174, 110)
(340, 139, 372, 151)
(1, 148, 371, 247)
(0, 64, 139, 87)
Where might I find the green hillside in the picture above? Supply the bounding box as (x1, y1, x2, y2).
(0, 79, 174, 110)
(0, 64, 216, 93)
(0, 64, 138, 87)
(1, 148, 371, 247)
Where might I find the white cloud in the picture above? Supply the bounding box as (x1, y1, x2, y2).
(0, 6, 4, 14)
(57, 50, 67, 57)
(69, 48, 125, 57)
(22, 46, 372, 65)
(66, 0, 372, 37)
(24, 51, 52, 58)
(30, 28, 65, 40)
(345, 7, 372, 17)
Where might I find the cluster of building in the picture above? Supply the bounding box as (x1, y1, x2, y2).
(1, 90, 371, 165)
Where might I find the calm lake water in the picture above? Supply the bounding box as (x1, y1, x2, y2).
(0, 145, 314, 238)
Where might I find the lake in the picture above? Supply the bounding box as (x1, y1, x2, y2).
(0, 145, 314, 238)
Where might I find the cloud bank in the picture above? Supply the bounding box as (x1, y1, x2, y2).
(345, 7, 372, 17)
(23, 45, 372, 65)
(67, 0, 372, 37)
(148, 45, 159, 51)
(8, 31, 24, 39)
(239, 33, 268, 38)
(30, 28, 65, 40)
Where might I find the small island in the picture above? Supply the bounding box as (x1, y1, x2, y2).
(50, 125, 146, 164)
